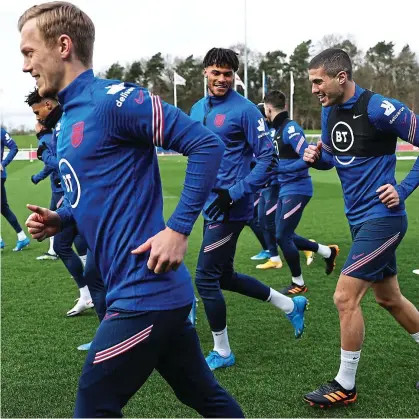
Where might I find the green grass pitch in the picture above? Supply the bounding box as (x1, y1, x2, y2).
(1, 154, 418, 417)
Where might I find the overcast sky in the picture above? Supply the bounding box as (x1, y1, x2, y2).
(1, 0, 418, 130)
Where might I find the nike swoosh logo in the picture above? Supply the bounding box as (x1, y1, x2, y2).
(284, 199, 291, 204)
(353, 114, 363, 119)
(352, 253, 364, 260)
(209, 224, 220, 230)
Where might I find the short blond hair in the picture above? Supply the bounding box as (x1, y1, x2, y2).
(18, 1, 95, 67)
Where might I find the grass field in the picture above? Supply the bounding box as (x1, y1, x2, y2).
(2, 155, 419, 418)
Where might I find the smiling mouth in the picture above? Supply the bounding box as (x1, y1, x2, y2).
(317, 94, 326, 103)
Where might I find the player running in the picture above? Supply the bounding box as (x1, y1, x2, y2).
(303, 48, 419, 407)
(20, 3, 243, 417)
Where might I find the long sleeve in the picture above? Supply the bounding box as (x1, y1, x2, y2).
(368, 94, 419, 201)
(95, 87, 225, 235)
(229, 107, 276, 201)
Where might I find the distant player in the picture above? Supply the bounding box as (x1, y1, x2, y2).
(0, 127, 30, 251)
(248, 189, 270, 260)
(254, 102, 283, 269)
(303, 48, 419, 407)
(190, 48, 308, 372)
(21, 3, 243, 417)
(259, 90, 338, 293)
(30, 122, 59, 260)
(26, 88, 94, 317)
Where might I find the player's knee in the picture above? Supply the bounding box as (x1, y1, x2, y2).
(276, 231, 290, 246)
(333, 289, 358, 312)
(53, 241, 72, 257)
(195, 275, 220, 296)
(1, 206, 10, 217)
(219, 272, 235, 291)
(276, 235, 294, 255)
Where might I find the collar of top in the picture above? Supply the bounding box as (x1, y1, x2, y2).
(271, 111, 289, 130)
(58, 69, 95, 106)
(205, 87, 233, 105)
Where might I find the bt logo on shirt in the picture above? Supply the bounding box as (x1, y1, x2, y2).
(59, 158, 81, 209)
(331, 121, 354, 153)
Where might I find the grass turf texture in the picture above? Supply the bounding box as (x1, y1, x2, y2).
(2, 157, 418, 417)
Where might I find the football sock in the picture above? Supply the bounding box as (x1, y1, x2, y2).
(17, 230, 26, 241)
(48, 237, 56, 255)
(267, 288, 294, 314)
(212, 327, 231, 357)
(317, 244, 332, 258)
(411, 331, 419, 343)
(79, 285, 92, 302)
(335, 349, 361, 390)
(292, 275, 304, 286)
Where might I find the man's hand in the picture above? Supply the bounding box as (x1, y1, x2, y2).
(31, 175, 39, 185)
(37, 143, 47, 161)
(303, 140, 322, 164)
(131, 227, 188, 274)
(35, 122, 44, 134)
(205, 188, 234, 221)
(25, 204, 62, 241)
(377, 184, 401, 208)
(0, 164, 3, 171)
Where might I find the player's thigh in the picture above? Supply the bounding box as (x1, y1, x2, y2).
(334, 273, 372, 308)
(371, 274, 403, 305)
(263, 185, 279, 229)
(76, 307, 187, 411)
(341, 216, 407, 282)
(252, 192, 261, 222)
(1, 178, 8, 209)
(257, 192, 266, 226)
(54, 224, 78, 252)
(156, 317, 224, 402)
(196, 221, 245, 278)
(276, 195, 310, 238)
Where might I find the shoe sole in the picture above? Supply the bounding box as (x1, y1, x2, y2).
(67, 304, 94, 317)
(305, 239, 316, 266)
(77, 344, 92, 351)
(304, 393, 357, 408)
(283, 287, 308, 295)
(209, 361, 235, 371)
(36, 257, 59, 260)
(13, 244, 30, 252)
(256, 265, 283, 269)
(306, 256, 314, 266)
(293, 299, 309, 339)
(325, 245, 340, 275)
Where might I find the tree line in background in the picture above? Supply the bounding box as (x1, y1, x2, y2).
(7, 34, 419, 135)
(99, 34, 419, 131)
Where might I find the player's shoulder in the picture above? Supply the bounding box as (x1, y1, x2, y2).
(367, 92, 407, 124)
(368, 91, 404, 111)
(90, 78, 150, 112)
(190, 97, 206, 115)
(1, 127, 11, 142)
(39, 131, 53, 142)
(232, 91, 256, 110)
(286, 120, 304, 134)
(233, 94, 262, 123)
